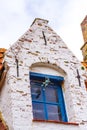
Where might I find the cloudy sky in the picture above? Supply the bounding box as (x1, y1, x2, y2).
(0, 0, 87, 60)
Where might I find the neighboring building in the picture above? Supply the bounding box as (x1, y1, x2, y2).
(0, 48, 8, 130)
(81, 15, 87, 63)
(80, 16, 87, 90)
(0, 18, 87, 130)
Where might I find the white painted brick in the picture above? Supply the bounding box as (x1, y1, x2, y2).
(0, 18, 87, 130)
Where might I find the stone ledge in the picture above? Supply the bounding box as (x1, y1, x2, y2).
(33, 119, 79, 126)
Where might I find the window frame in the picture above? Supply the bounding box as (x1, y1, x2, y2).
(30, 72, 68, 122)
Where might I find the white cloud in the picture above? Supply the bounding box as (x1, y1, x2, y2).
(0, 0, 31, 47)
(50, 0, 87, 60)
(0, 0, 87, 60)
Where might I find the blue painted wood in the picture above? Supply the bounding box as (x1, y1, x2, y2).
(30, 72, 68, 122)
(43, 88, 48, 120)
(30, 72, 64, 83)
(57, 85, 68, 122)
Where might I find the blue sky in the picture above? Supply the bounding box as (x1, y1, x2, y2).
(0, 0, 87, 60)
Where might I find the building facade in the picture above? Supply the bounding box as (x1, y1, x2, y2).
(81, 15, 87, 62)
(81, 16, 87, 90)
(0, 18, 87, 130)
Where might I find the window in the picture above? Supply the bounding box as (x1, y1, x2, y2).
(30, 72, 68, 122)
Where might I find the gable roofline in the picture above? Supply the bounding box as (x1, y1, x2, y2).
(81, 15, 87, 26)
(30, 18, 49, 26)
(80, 42, 87, 50)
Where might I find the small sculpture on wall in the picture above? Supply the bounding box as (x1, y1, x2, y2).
(41, 77, 50, 87)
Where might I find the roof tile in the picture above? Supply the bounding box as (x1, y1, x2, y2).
(0, 58, 3, 64)
(0, 54, 3, 58)
(0, 64, 3, 70)
(0, 48, 6, 53)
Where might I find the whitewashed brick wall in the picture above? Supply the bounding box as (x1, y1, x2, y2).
(0, 18, 87, 130)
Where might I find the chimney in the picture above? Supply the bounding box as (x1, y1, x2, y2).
(81, 15, 87, 43)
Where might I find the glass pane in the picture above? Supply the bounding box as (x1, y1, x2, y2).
(45, 86, 59, 103)
(47, 104, 62, 121)
(31, 82, 43, 101)
(32, 103, 45, 120)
